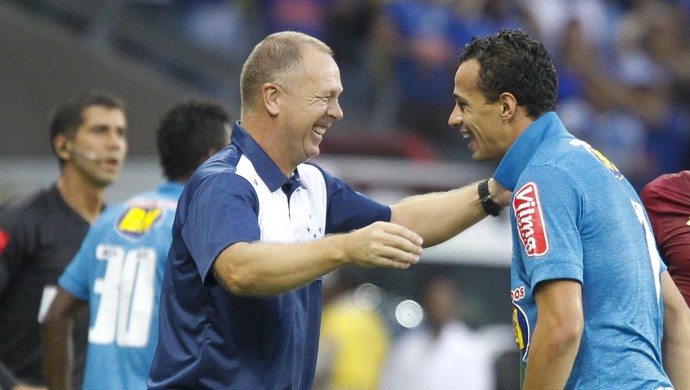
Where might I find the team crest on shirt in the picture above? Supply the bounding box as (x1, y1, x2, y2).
(570, 140, 624, 180)
(116, 206, 163, 240)
(512, 302, 530, 361)
(513, 182, 549, 257)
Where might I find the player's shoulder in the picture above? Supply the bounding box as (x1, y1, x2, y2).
(641, 171, 690, 204)
(650, 171, 690, 189)
(0, 187, 55, 223)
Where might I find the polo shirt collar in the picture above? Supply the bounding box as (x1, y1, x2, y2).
(494, 112, 567, 191)
(231, 121, 304, 193)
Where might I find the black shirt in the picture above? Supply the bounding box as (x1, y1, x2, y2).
(0, 184, 90, 388)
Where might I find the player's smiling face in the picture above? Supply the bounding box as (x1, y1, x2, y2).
(280, 46, 344, 167)
(449, 59, 511, 161)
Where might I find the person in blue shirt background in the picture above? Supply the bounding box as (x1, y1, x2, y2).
(147, 30, 510, 390)
(40, 100, 231, 390)
(449, 28, 690, 389)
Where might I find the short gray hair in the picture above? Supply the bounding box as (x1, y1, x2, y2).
(239, 31, 333, 116)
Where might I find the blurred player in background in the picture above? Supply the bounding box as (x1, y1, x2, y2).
(0, 92, 127, 390)
(40, 100, 231, 390)
(641, 171, 690, 307)
(379, 275, 494, 389)
(314, 269, 391, 390)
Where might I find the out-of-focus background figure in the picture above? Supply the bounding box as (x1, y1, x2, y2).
(641, 171, 690, 307)
(379, 275, 495, 390)
(314, 269, 391, 390)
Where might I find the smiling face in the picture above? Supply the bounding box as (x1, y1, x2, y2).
(449, 59, 515, 161)
(277, 45, 344, 168)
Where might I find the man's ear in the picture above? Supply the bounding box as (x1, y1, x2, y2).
(54, 134, 71, 160)
(499, 92, 517, 121)
(262, 83, 281, 116)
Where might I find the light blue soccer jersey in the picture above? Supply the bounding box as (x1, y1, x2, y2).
(59, 183, 183, 390)
(495, 112, 671, 389)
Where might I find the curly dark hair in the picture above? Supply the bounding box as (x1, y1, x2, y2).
(156, 100, 231, 181)
(459, 29, 558, 119)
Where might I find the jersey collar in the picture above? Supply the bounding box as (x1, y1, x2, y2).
(231, 121, 304, 193)
(494, 112, 568, 191)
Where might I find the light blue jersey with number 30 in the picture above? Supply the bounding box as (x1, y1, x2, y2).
(59, 183, 183, 390)
(495, 112, 672, 390)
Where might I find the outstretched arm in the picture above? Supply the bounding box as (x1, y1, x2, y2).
(214, 221, 423, 296)
(390, 178, 510, 247)
(41, 287, 86, 390)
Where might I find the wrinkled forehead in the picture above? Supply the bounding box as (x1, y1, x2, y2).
(294, 47, 343, 93)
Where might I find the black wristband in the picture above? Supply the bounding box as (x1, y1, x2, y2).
(478, 179, 501, 217)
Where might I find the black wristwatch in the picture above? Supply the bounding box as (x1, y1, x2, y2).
(478, 179, 501, 217)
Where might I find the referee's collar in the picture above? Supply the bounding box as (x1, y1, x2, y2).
(231, 121, 305, 193)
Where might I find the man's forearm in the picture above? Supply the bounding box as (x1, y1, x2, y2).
(390, 179, 508, 247)
(522, 331, 580, 389)
(41, 317, 73, 390)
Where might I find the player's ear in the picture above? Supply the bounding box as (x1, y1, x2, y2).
(54, 134, 72, 160)
(262, 82, 282, 117)
(499, 92, 517, 121)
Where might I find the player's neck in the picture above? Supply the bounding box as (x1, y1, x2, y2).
(57, 171, 107, 224)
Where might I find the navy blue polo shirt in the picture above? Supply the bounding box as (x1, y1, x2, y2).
(148, 122, 390, 389)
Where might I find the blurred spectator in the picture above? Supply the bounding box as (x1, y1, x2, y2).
(314, 269, 391, 390)
(174, 0, 255, 60)
(369, 0, 536, 160)
(616, 1, 690, 183)
(524, 0, 616, 53)
(324, 0, 380, 129)
(551, 7, 690, 191)
(370, 0, 467, 159)
(259, 0, 329, 39)
(379, 275, 494, 390)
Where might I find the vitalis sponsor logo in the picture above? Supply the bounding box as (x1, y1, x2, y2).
(513, 182, 548, 257)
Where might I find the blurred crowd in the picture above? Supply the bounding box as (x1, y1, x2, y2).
(15, 0, 690, 191)
(167, 0, 690, 191)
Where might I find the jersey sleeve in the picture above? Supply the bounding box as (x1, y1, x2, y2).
(182, 173, 260, 282)
(513, 166, 584, 288)
(317, 167, 391, 233)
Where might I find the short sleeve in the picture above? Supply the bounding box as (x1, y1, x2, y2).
(181, 173, 260, 282)
(513, 166, 584, 287)
(318, 168, 391, 233)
